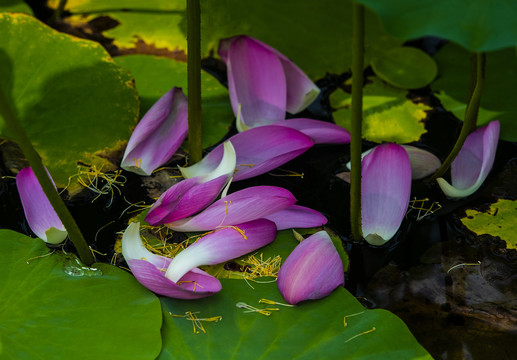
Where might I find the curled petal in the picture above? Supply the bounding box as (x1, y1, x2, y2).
(146, 142, 237, 225)
(219, 35, 287, 128)
(220, 36, 320, 117)
(437, 120, 500, 198)
(184, 126, 313, 182)
(121, 87, 188, 176)
(167, 186, 297, 232)
(264, 205, 327, 230)
(271, 118, 350, 144)
(179, 141, 236, 180)
(361, 143, 411, 245)
(165, 219, 277, 282)
(122, 222, 221, 299)
(277, 231, 344, 305)
(16, 167, 67, 244)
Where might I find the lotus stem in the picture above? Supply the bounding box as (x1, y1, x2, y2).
(187, 0, 202, 164)
(53, 0, 68, 20)
(432, 52, 486, 180)
(350, 2, 364, 241)
(0, 89, 94, 266)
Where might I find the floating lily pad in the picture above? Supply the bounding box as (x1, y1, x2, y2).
(51, 0, 403, 79)
(371, 46, 438, 89)
(159, 279, 431, 359)
(356, 0, 517, 52)
(0, 13, 139, 185)
(114, 55, 233, 148)
(432, 43, 517, 142)
(330, 77, 431, 143)
(0, 229, 162, 359)
(461, 199, 517, 249)
(0, 0, 32, 14)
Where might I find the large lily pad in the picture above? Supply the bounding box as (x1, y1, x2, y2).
(51, 0, 403, 79)
(0, 13, 139, 185)
(356, 0, 517, 52)
(432, 43, 517, 142)
(159, 279, 431, 359)
(0, 229, 162, 359)
(461, 199, 517, 249)
(114, 55, 233, 148)
(330, 77, 431, 143)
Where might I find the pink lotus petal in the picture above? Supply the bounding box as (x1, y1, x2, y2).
(219, 35, 287, 128)
(122, 222, 221, 299)
(264, 205, 327, 230)
(165, 219, 277, 282)
(127, 259, 222, 299)
(121, 87, 188, 176)
(167, 186, 297, 232)
(185, 126, 313, 182)
(16, 167, 67, 244)
(220, 35, 320, 116)
(277, 231, 344, 304)
(361, 143, 411, 245)
(145, 175, 228, 225)
(438, 120, 500, 198)
(271, 118, 350, 144)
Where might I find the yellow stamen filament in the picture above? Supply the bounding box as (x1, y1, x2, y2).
(345, 327, 377, 343)
(26, 251, 55, 264)
(169, 311, 222, 334)
(268, 169, 304, 178)
(259, 299, 296, 307)
(447, 261, 481, 274)
(241, 253, 282, 280)
(406, 197, 442, 221)
(343, 311, 365, 327)
(133, 158, 142, 168)
(236, 302, 279, 316)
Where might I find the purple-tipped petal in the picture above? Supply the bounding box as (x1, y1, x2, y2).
(180, 141, 236, 180)
(146, 142, 237, 225)
(438, 120, 500, 198)
(16, 167, 67, 244)
(361, 143, 411, 245)
(122, 222, 221, 299)
(402, 145, 441, 180)
(219, 35, 287, 128)
(220, 36, 320, 116)
(277, 231, 344, 304)
(185, 126, 313, 182)
(264, 205, 327, 230)
(166, 219, 277, 282)
(167, 186, 297, 232)
(121, 87, 188, 176)
(271, 118, 350, 144)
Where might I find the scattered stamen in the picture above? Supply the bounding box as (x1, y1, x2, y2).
(345, 327, 376, 343)
(343, 311, 365, 327)
(236, 302, 279, 316)
(26, 250, 55, 264)
(177, 280, 204, 291)
(406, 197, 442, 221)
(169, 311, 222, 334)
(447, 261, 481, 274)
(268, 169, 304, 178)
(259, 299, 296, 307)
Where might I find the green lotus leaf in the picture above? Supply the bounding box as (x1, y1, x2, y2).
(0, 229, 162, 360)
(356, 0, 517, 52)
(0, 13, 139, 185)
(330, 77, 430, 143)
(159, 279, 431, 359)
(114, 55, 233, 148)
(461, 199, 517, 249)
(51, 0, 402, 79)
(371, 46, 438, 89)
(432, 43, 517, 142)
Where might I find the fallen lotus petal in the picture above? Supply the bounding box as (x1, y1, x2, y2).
(277, 230, 344, 305)
(145, 142, 236, 225)
(121, 87, 188, 176)
(165, 219, 277, 282)
(122, 222, 221, 299)
(16, 167, 67, 244)
(271, 118, 350, 144)
(362, 143, 411, 245)
(167, 186, 297, 232)
(181, 126, 313, 182)
(219, 35, 320, 129)
(264, 205, 327, 230)
(347, 145, 440, 180)
(437, 120, 500, 198)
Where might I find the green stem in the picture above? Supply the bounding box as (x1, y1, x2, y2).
(53, 0, 68, 20)
(350, 3, 364, 241)
(0, 89, 94, 266)
(187, 0, 202, 165)
(432, 52, 485, 180)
